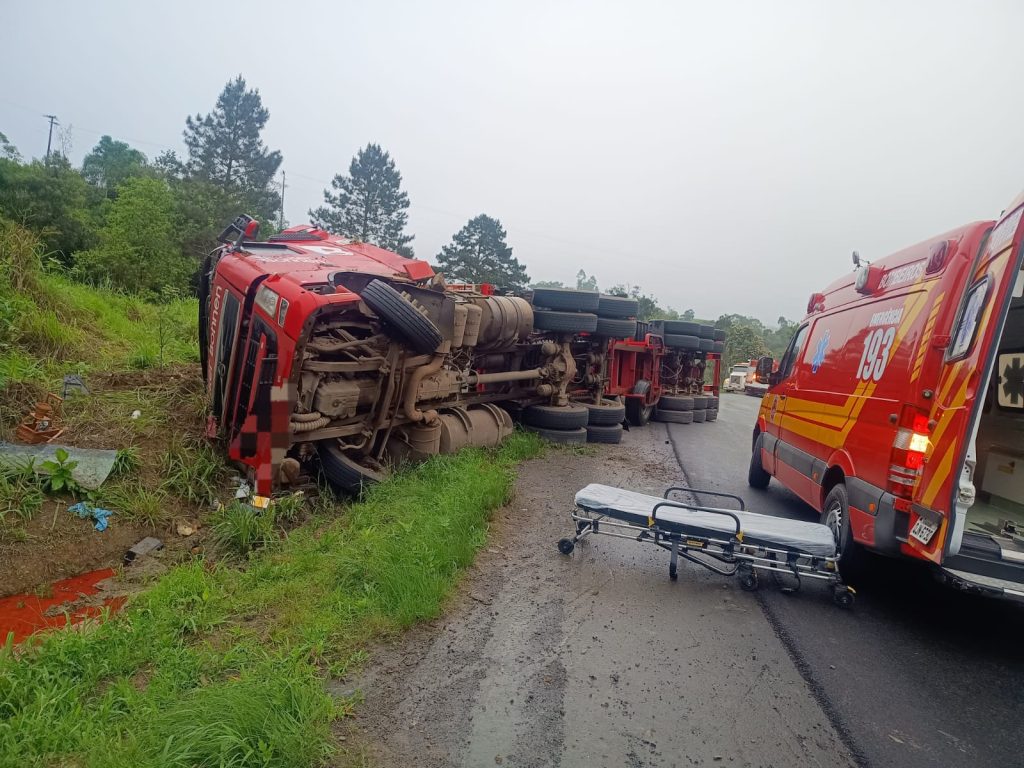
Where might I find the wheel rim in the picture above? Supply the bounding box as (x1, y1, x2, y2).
(824, 499, 843, 549)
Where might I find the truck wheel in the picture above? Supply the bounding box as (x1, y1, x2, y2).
(698, 324, 715, 339)
(713, 341, 725, 354)
(658, 395, 693, 412)
(594, 317, 637, 338)
(713, 328, 726, 342)
(625, 397, 654, 426)
(318, 442, 385, 495)
(653, 408, 693, 424)
(531, 288, 600, 312)
(748, 433, 771, 489)
(691, 408, 707, 423)
(699, 338, 715, 353)
(706, 408, 718, 422)
(821, 484, 865, 577)
(664, 334, 700, 351)
(360, 279, 443, 354)
(532, 309, 599, 333)
(525, 425, 588, 444)
(661, 320, 700, 335)
(706, 396, 720, 409)
(692, 395, 709, 409)
(524, 403, 589, 429)
(585, 423, 624, 444)
(576, 398, 626, 425)
(597, 294, 639, 318)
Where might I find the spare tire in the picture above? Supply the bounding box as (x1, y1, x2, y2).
(706, 396, 720, 409)
(658, 395, 694, 412)
(531, 288, 600, 312)
(691, 409, 707, 423)
(698, 324, 715, 339)
(713, 328, 726, 342)
(706, 408, 718, 422)
(525, 425, 588, 444)
(698, 338, 715, 352)
(594, 317, 637, 338)
(665, 334, 700, 351)
(597, 294, 639, 318)
(693, 395, 710, 409)
(318, 443, 385, 495)
(585, 423, 624, 444)
(524, 403, 590, 429)
(653, 408, 693, 424)
(360, 279, 444, 354)
(575, 398, 627, 425)
(662, 320, 700, 335)
(533, 309, 598, 334)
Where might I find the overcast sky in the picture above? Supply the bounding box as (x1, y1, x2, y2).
(4, 0, 1024, 323)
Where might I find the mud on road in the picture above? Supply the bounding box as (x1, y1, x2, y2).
(344, 426, 855, 768)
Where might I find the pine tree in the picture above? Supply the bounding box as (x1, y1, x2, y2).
(436, 215, 529, 293)
(182, 76, 282, 224)
(309, 143, 414, 256)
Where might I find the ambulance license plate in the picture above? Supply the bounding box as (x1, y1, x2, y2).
(909, 516, 938, 545)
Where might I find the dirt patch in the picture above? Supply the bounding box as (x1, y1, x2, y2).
(340, 427, 854, 767)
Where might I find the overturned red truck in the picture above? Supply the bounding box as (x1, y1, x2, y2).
(200, 216, 723, 494)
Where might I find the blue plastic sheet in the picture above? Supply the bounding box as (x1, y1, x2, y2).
(69, 502, 113, 532)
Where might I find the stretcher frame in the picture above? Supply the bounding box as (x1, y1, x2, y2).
(559, 485, 857, 607)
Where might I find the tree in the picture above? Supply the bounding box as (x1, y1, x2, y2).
(436, 214, 529, 293)
(74, 177, 191, 293)
(182, 75, 282, 224)
(576, 269, 598, 292)
(0, 132, 20, 162)
(607, 283, 679, 322)
(309, 143, 414, 256)
(682, 308, 695, 320)
(82, 136, 148, 195)
(723, 323, 770, 371)
(530, 279, 566, 288)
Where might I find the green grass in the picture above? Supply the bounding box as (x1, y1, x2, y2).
(0, 433, 543, 767)
(0, 460, 44, 527)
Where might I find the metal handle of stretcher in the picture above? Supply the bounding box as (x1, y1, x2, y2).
(649, 500, 744, 543)
(663, 486, 746, 511)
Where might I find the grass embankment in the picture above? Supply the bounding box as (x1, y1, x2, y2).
(0, 433, 543, 767)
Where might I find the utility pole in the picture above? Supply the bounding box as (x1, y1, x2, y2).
(43, 114, 59, 160)
(279, 170, 287, 230)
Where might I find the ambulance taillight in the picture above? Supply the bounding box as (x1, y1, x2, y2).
(889, 409, 932, 498)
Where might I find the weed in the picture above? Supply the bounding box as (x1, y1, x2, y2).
(127, 344, 157, 370)
(110, 447, 140, 477)
(211, 501, 276, 556)
(0, 461, 44, 524)
(271, 492, 306, 525)
(39, 448, 80, 496)
(17, 309, 83, 359)
(160, 438, 224, 505)
(103, 483, 169, 527)
(0, 350, 44, 386)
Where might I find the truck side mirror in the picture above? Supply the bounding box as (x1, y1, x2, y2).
(756, 356, 774, 381)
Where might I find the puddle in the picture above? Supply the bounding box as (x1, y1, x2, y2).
(0, 568, 126, 645)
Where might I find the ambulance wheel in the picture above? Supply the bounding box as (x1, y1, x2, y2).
(831, 585, 856, 609)
(748, 433, 771, 489)
(558, 538, 575, 555)
(361, 279, 444, 354)
(821, 484, 865, 577)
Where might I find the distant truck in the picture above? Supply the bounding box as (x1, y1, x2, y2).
(748, 190, 1024, 600)
(724, 361, 755, 392)
(200, 216, 724, 495)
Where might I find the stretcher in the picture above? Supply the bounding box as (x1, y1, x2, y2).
(558, 483, 856, 607)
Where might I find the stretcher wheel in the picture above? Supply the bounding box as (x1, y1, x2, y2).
(558, 538, 575, 555)
(738, 567, 759, 592)
(669, 564, 678, 581)
(832, 586, 855, 609)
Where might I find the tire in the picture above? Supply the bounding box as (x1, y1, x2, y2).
(631, 379, 651, 396)
(662, 320, 700, 335)
(576, 398, 626, 426)
(585, 423, 624, 444)
(531, 288, 600, 312)
(664, 334, 700, 351)
(360, 279, 443, 354)
(319, 442, 385, 495)
(691, 408, 707, 423)
(625, 397, 654, 426)
(658, 395, 694, 412)
(698, 324, 715, 339)
(523, 403, 589, 429)
(532, 309, 598, 334)
(525, 425, 588, 444)
(713, 341, 725, 354)
(713, 328, 726, 342)
(699, 338, 715, 353)
(594, 317, 638, 338)
(747, 433, 771, 489)
(597, 294, 639, 318)
(558, 537, 575, 554)
(692, 395, 709, 409)
(821, 484, 865, 578)
(706, 408, 718, 422)
(653, 408, 693, 424)
(706, 396, 719, 409)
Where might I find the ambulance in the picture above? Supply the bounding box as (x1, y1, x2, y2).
(748, 191, 1024, 599)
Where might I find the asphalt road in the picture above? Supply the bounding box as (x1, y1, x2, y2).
(668, 394, 1024, 768)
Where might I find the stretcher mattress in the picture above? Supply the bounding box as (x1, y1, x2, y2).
(574, 484, 836, 558)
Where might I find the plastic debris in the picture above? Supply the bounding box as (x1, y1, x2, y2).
(130, 409, 142, 420)
(0, 442, 118, 490)
(234, 480, 252, 499)
(124, 537, 163, 565)
(69, 502, 113, 532)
